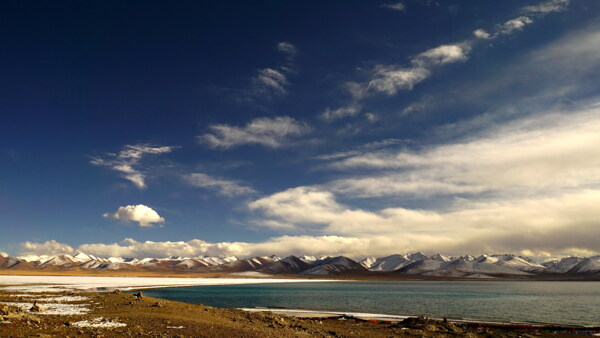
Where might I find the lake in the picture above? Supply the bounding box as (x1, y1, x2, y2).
(140, 281, 600, 326)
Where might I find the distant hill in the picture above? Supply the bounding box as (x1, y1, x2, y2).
(2, 252, 600, 279)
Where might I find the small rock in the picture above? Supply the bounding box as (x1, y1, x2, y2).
(134, 291, 143, 300)
(113, 289, 123, 295)
(29, 301, 42, 313)
(0, 305, 10, 316)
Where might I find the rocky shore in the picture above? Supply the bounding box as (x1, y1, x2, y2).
(0, 289, 596, 337)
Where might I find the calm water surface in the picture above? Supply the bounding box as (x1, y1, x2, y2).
(141, 281, 600, 326)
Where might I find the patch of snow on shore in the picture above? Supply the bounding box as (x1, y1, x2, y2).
(0, 301, 89, 315)
(72, 317, 127, 328)
(36, 295, 88, 303)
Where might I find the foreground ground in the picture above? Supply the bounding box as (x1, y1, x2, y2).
(0, 289, 596, 337)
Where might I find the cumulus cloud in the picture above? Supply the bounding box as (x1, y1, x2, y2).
(414, 44, 470, 66)
(20, 240, 75, 256)
(91, 144, 174, 189)
(473, 29, 491, 39)
(185, 173, 255, 196)
(499, 16, 534, 35)
(16, 230, 600, 260)
(103, 204, 165, 227)
(18, 237, 398, 259)
(382, 2, 405, 11)
(199, 116, 311, 149)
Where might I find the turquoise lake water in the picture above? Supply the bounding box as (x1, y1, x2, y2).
(140, 281, 600, 326)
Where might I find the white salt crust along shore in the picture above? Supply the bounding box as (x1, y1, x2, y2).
(241, 308, 578, 328)
(241, 308, 411, 321)
(0, 275, 331, 292)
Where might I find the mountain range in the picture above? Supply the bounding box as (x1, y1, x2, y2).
(1, 252, 599, 278)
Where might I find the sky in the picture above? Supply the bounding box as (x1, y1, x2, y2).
(2, 0, 600, 260)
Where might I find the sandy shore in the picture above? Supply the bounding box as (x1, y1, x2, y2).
(1, 274, 598, 337)
(3, 288, 586, 337)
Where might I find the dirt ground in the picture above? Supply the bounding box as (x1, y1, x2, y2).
(0, 289, 594, 337)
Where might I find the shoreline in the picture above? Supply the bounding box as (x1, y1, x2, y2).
(240, 307, 600, 329)
(0, 274, 333, 292)
(2, 274, 600, 336)
(2, 289, 598, 337)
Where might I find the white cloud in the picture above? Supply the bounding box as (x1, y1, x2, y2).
(471, 0, 571, 41)
(521, 0, 570, 15)
(320, 105, 361, 121)
(382, 2, 405, 11)
(326, 104, 600, 197)
(91, 144, 174, 189)
(368, 44, 470, 96)
(253, 68, 288, 96)
(328, 1, 570, 122)
(499, 16, 533, 35)
(103, 204, 165, 227)
(18, 237, 398, 260)
(368, 65, 431, 95)
(241, 102, 600, 257)
(414, 44, 470, 66)
(277, 41, 297, 56)
(16, 230, 600, 260)
(247, 185, 600, 257)
(315, 138, 403, 161)
(362, 43, 470, 97)
(20, 240, 75, 256)
(473, 29, 491, 39)
(199, 116, 311, 149)
(249, 42, 298, 99)
(185, 173, 255, 197)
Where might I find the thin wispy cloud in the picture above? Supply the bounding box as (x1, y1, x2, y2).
(473, 0, 570, 40)
(382, 2, 405, 12)
(199, 116, 311, 149)
(326, 104, 600, 198)
(315, 138, 404, 161)
(185, 172, 255, 197)
(252, 68, 289, 96)
(249, 41, 298, 100)
(521, 0, 570, 15)
(277, 41, 297, 57)
(90, 144, 175, 189)
(327, 0, 572, 122)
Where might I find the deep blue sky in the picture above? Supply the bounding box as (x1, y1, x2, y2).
(2, 0, 600, 259)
